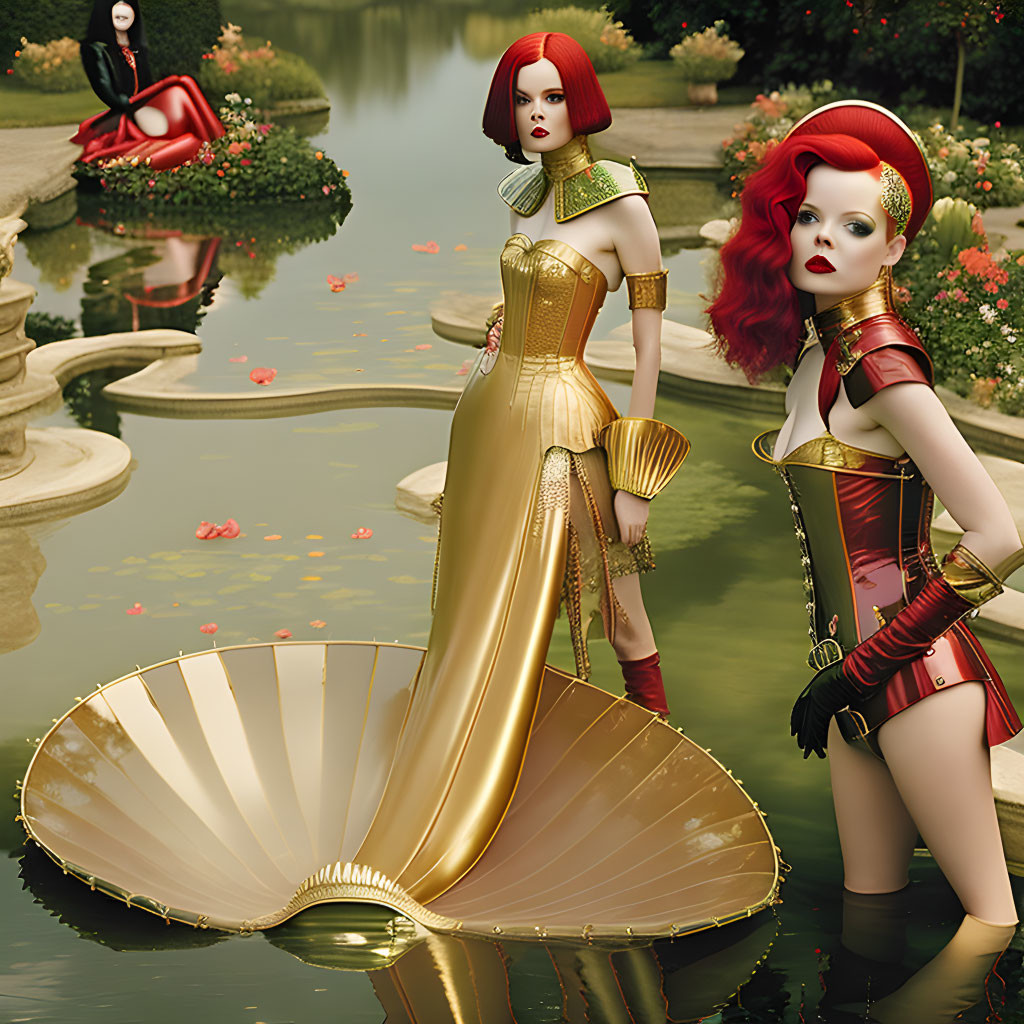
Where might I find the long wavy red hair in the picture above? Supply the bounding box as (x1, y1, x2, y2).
(707, 134, 886, 380)
(482, 32, 612, 148)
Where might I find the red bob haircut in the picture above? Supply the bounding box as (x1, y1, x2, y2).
(482, 32, 612, 148)
(707, 133, 885, 381)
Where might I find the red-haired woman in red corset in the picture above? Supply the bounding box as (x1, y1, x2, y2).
(72, 0, 223, 171)
(710, 102, 1023, 948)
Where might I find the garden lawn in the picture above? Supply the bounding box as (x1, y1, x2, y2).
(0, 84, 97, 128)
(598, 60, 755, 109)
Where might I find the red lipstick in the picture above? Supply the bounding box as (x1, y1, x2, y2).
(805, 255, 835, 274)
(531, 126, 549, 139)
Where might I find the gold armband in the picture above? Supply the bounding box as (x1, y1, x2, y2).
(597, 417, 690, 499)
(625, 270, 667, 311)
(941, 541, 1024, 607)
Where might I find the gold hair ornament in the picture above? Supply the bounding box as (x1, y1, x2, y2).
(879, 162, 912, 235)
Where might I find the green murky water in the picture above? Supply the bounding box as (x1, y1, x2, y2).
(4, 3, 1024, 1021)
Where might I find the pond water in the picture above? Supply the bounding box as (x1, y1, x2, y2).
(4, 3, 1024, 1022)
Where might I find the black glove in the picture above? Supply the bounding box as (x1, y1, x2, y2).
(790, 661, 866, 759)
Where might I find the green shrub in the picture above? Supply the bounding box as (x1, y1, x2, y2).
(197, 25, 323, 110)
(142, 0, 223, 80)
(74, 95, 350, 214)
(1, 0, 91, 71)
(669, 25, 743, 84)
(525, 7, 640, 73)
(10, 37, 88, 92)
(25, 312, 79, 345)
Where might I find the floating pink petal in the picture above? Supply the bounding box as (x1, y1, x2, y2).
(411, 240, 440, 254)
(199, 622, 218, 634)
(249, 367, 277, 386)
(229, 355, 248, 363)
(414, 343, 432, 350)
(125, 603, 145, 615)
(217, 518, 240, 539)
(196, 521, 219, 540)
(275, 628, 292, 639)
(351, 527, 373, 540)
(309, 619, 326, 629)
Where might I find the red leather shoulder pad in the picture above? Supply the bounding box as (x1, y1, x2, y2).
(818, 313, 933, 424)
(844, 315, 933, 408)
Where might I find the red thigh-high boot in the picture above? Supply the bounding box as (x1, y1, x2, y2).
(619, 652, 669, 718)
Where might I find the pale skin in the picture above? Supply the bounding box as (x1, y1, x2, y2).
(778, 164, 1020, 925)
(110, 2, 168, 137)
(491, 57, 663, 660)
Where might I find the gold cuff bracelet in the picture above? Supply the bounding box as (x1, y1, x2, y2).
(597, 417, 690, 500)
(941, 541, 1024, 607)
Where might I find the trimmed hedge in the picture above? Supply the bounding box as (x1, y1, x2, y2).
(3, 0, 221, 80)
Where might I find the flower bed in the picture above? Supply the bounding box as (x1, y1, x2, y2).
(10, 36, 88, 92)
(197, 23, 324, 111)
(74, 96, 349, 211)
(719, 86, 1024, 210)
(897, 199, 1024, 415)
(526, 8, 639, 72)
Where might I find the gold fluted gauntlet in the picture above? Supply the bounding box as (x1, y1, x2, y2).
(941, 541, 1024, 607)
(597, 417, 690, 499)
(625, 270, 667, 311)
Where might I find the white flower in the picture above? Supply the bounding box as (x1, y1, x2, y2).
(943, 170, 958, 184)
(979, 304, 997, 324)
(1002, 323, 1014, 336)
(225, 92, 242, 104)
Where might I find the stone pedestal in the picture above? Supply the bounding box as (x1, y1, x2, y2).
(0, 278, 37, 478)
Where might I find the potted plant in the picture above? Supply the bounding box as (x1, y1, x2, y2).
(670, 24, 744, 106)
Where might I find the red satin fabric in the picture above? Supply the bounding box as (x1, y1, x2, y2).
(72, 75, 224, 171)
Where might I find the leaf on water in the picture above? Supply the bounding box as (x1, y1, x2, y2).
(306, 534, 323, 540)
(454, 244, 468, 251)
(264, 535, 282, 541)
(301, 576, 323, 581)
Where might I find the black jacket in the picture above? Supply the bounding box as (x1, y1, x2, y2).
(81, 40, 153, 112)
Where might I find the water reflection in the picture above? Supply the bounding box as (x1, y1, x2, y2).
(812, 887, 1019, 1023)
(16, 848, 780, 1020)
(225, 2, 530, 100)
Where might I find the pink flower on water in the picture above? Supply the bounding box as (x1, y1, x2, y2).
(200, 622, 218, 634)
(126, 602, 145, 615)
(249, 367, 277, 385)
(351, 527, 373, 540)
(275, 628, 292, 639)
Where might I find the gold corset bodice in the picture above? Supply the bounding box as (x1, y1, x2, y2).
(476, 234, 617, 452)
(500, 234, 608, 365)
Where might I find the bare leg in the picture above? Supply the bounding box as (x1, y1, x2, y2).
(827, 717, 918, 893)
(606, 572, 655, 661)
(878, 682, 1016, 925)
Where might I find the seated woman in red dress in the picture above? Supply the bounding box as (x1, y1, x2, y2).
(72, 0, 224, 172)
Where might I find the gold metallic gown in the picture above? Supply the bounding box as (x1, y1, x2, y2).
(353, 234, 651, 903)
